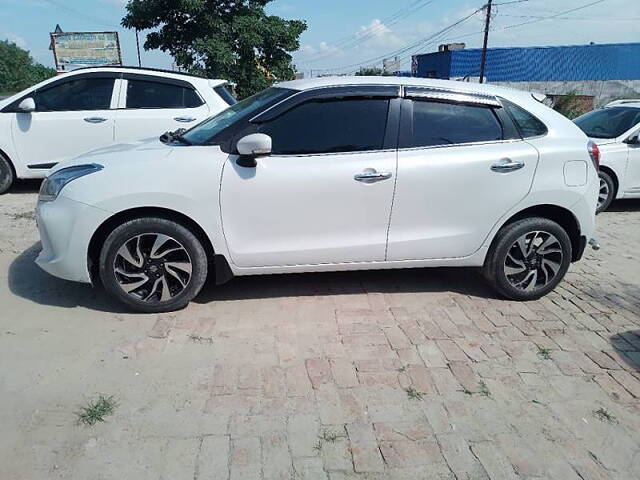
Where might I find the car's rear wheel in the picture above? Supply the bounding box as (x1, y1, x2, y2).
(483, 217, 572, 301)
(99, 217, 208, 313)
(0, 153, 15, 194)
(596, 170, 615, 214)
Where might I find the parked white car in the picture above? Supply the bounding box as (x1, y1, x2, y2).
(34, 77, 599, 313)
(0, 66, 235, 193)
(574, 100, 640, 213)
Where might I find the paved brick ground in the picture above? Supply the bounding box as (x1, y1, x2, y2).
(1, 186, 639, 479)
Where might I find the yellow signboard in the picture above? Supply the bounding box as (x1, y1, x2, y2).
(51, 32, 122, 70)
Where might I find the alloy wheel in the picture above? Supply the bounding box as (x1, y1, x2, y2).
(113, 233, 193, 303)
(503, 230, 563, 292)
(597, 176, 610, 211)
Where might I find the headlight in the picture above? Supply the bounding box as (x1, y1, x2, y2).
(39, 164, 103, 202)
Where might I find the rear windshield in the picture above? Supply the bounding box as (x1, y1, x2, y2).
(574, 107, 640, 139)
(213, 85, 237, 106)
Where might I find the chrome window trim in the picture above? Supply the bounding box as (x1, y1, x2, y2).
(405, 87, 502, 107)
(397, 138, 524, 153)
(267, 147, 397, 159)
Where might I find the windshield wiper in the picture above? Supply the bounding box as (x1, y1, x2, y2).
(160, 128, 192, 145)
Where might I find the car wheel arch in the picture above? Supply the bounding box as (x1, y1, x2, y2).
(598, 165, 619, 197)
(0, 147, 17, 176)
(489, 204, 582, 262)
(87, 206, 220, 283)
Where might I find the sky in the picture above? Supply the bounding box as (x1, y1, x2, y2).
(1, 0, 639, 76)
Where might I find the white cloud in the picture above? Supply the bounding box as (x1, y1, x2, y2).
(5, 33, 27, 49)
(357, 19, 391, 38)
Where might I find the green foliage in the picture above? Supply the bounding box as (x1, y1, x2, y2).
(553, 91, 582, 120)
(122, 0, 307, 98)
(356, 67, 393, 77)
(77, 395, 117, 426)
(0, 40, 56, 94)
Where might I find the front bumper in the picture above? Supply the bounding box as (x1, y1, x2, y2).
(35, 196, 111, 283)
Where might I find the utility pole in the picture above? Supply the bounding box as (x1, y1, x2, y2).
(135, 29, 142, 67)
(479, 0, 493, 84)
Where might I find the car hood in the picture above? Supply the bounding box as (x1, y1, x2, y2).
(50, 136, 177, 173)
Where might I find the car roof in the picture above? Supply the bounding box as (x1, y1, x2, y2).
(604, 102, 640, 109)
(275, 76, 539, 102)
(63, 66, 228, 86)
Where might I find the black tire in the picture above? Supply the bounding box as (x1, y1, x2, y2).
(99, 217, 208, 313)
(482, 217, 572, 301)
(596, 170, 615, 214)
(0, 153, 15, 194)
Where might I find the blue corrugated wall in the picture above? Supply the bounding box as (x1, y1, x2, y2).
(414, 43, 640, 82)
(412, 51, 452, 78)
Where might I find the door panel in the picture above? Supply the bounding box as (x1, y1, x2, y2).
(10, 75, 117, 167)
(12, 110, 115, 167)
(114, 78, 210, 144)
(114, 106, 209, 143)
(220, 151, 396, 267)
(388, 141, 539, 260)
(625, 143, 640, 194)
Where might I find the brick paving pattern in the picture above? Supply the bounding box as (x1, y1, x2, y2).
(1, 190, 639, 479)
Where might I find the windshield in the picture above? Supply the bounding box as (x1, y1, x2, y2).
(182, 87, 294, 145)
(574, 107, 640, 139)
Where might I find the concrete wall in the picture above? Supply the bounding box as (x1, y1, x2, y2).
(489, 80, 640, 108)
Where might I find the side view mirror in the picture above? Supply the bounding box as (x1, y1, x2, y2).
(236, 133, 272, 167)
(17, 97, 36, 113)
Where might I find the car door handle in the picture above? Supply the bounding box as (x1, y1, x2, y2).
(491, 159, 525, 173)
(174, 116, 196, 123)
(354, 170, 393, 183)
(84, 117, 107, 123)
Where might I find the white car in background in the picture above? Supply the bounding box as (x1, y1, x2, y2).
(0, 66, 235, 193)
(574, 100, 640, 213)
(34, 77, 599, 313)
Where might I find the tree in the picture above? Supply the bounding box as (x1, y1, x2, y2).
(0, 40, 56, 94)
(122, 0, 306, 98)
(552, 91, 583, 120)
(355, 67, 393, 77)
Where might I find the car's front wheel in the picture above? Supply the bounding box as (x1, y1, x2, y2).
(483, 217, 572, 301)
(596, 170, 615, 214)
(0, 153, 15, 194)
(99, 217, 208, 313)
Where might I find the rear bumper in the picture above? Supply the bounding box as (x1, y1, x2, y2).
(35, 196, 111, 283)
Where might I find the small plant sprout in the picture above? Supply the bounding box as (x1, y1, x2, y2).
(188, 334, 213, 345)
(537, 347, 552, 360)
(405, 387, 424, 400)
(314, 430, 344, 451)
(479, 381, 491, 397)
(593, 407, 617, 424)
(77, 395, 117, 426)
(10, 211, 36, 221)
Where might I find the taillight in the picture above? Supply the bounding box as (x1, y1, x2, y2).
(588, 141, 600, 170)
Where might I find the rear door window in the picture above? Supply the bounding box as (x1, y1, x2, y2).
(406, 100, 503, 148)
(126, 79, 203, 109)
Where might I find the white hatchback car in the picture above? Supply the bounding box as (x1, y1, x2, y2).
(573, 100, 640, 213)
(34, 77, 599, 313)
(0, 66, 235, 193)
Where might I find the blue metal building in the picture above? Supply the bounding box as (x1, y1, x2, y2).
(412, 43, 640, 82)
